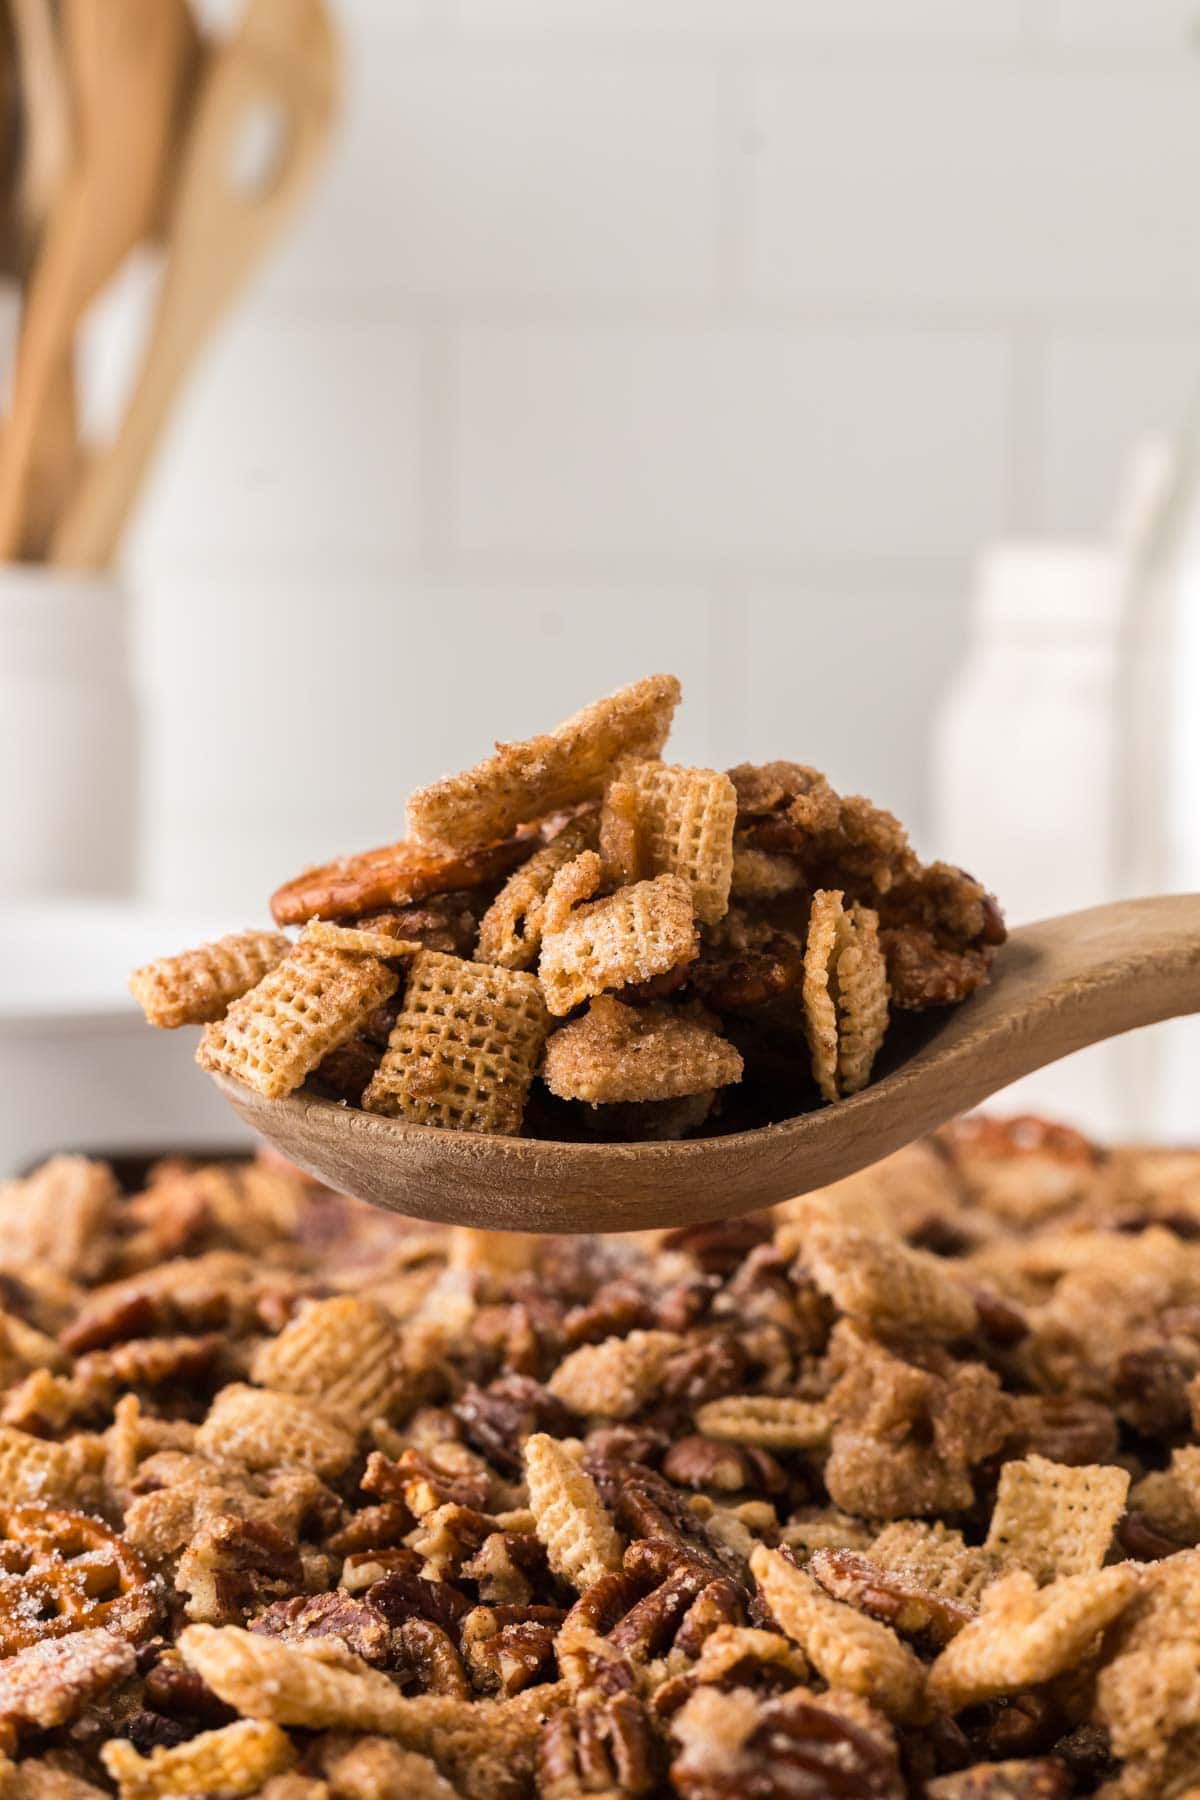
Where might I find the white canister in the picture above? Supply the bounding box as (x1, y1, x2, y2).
(0, 566, 138, 899)
(932, 544, 1132, 1135)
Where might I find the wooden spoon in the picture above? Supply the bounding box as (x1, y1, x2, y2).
(0, 0, 198, 560)
(2, 0, 75, 559)
(51, 0, 340, 570)
(210, 894, 1200, 1234)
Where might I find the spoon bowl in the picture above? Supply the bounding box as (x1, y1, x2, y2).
(212, 895, 1200, 1232)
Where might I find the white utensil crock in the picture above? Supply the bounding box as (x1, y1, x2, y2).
(0, 566, 138, 899)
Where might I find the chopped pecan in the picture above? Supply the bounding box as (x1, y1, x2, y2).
(586, 1461, 744, 1583)
(564, 1279, 654, 1346)
(880, 927, 995, 1011)
(327, 1502, 415, 1556)
(585, 1423, 671, 1468)
(660, 1218, 775, 1277)
(1114, 1344, 1194, 1439)
(809, 1547, 974, 1646)
(121, 1709, 194, 1753)
(970, 1287, 1030, 1347)
(563, 1570, 646, 1643)
(1052, 1723, 1117, 1789)
(662, 1436, 785, 1496)
(978, 1694, 1062, 1762)
(77, 1331, 225, 1398)
(141, 1648, 237, 1728)
(689, 929, 807, 1013)
(310, 1035, 382, 1105)
(659, 1332, 749, 1406)
(366, 1567, 472, 1638)
(454, 1375, 578, 1475)
(608, 1560, 712, 1660)
(461, 1604, 564, 1696)
(394, 1615, 470, 1697)
(176, 1513, 304, 1625)
(250, 1591, 391, 1665)
(358, 889, 488, 958)
(1115, 1509, 1184, 1561)
(1006, 1394, 1119, 1467)
(363, 1446, 491, 1516)
(671, 1688, 903, 1800)
(460, 1530, 549, 1606)
(673, 1578, 747, 1657)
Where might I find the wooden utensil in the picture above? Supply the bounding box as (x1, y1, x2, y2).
(2, 0, 74, 557)
(52, 0, 340, 570)
(9, 0, 71, 252)
(0, 0, 197, 560)
(210, 893, 1200, 1234)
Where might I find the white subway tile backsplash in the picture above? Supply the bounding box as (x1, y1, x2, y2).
(453, 324, 1009, 562)
(454, 0, 1024, 42)
(259, 53, 721, 304)
(749, 66, 1200, 310)
(126, 310, 423, 568)
(1042, 332, 1200, 532)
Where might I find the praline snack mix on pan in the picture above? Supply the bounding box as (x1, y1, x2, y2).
(129, 675, 1005, 1144)
(0, 1116, 1196, 1796)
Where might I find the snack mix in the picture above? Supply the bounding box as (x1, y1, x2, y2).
(130, 677, 1006, 1139)
(2, 1119, 1200, 1794)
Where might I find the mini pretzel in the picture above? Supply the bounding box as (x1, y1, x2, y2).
(407, 674, 681, 852)
(270, 831, 535, 927)
(0, 1506, 159, 1655)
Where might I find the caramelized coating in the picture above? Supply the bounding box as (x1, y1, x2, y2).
(129, 931, 291, 1030)
(197, 943, 398, 1101)
(407, 674, 681, 852)
(475, 813, 600, 970)
(599, 760, 737, 926)
(542, 997, 742, 1106)
(539, 872, 698, 1017)
(362, 951, 548, 1135)
(0, 1123, 1195, 1792)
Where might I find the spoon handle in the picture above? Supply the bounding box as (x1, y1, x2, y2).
(898, 893, 1200, 1107)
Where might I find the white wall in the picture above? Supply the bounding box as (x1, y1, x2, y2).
(120, 0, 1200, 920)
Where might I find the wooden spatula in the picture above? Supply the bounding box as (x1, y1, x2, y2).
(52, 0, 340, 570)
(0, 0, 198, 561)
